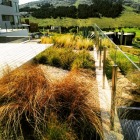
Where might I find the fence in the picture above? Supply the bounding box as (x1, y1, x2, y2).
(93, 24, 140, 139)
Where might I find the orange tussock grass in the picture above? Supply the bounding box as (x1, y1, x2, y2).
(51, 70, 103, 140)
(0, 65, 51, 139)
(0, 65, 102, 140)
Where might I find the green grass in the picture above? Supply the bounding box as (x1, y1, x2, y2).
(125, 53, 140, 63)
(22, 6, 140, 28)
(120, 45, 140, 56)
(45, 114, 76, 140)
(109, 49, 134, 75)
(115, 27, 140, 37)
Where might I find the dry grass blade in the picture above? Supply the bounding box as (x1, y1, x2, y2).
(0, 65, 51, 140)
(52, 70, 103, 140)
(0, 65, 102, 140)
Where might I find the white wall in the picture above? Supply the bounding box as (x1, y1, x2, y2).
(0, 5, 19, 15)
(0, 0, 20, 29)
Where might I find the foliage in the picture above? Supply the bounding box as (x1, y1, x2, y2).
(115, 28, 140, 37)
(32, 5, 77, 19)
(0, 65, 50, 140)
(120, 45, 140, 56)
(104, 57, 113, 79)
(45, 114, 76, 140)
(109, 49, 134, 75)
(41, 34, 94, 50)
(52, 70, 102, 140)
(34, 47, 95, 70)
(125, 53, 139, 63)
(21, 6, 140, 28)
(0, 65, 102, 140)
(41, 37, 53, 44)
(102, 38, 116, 49)
(31, 2, 123, 19)
(136, 37, 140, 41)
(29, 22, 39, 32)
(92, 0, 124, 18)
(34, 47, 76, 70)
(127, 71, 140, 90)
(71, 51, 95, 70)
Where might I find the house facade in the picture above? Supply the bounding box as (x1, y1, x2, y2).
(0, 0, 21, 29)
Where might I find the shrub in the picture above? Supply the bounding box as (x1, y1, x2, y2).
(69, 28, 77, 33)
(136, 37, 140, 42)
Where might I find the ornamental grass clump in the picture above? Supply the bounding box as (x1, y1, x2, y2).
(41, 34, 94, 50)
(52, 70, 102, 140)
(34, 47, 76, 70)
(102, 38, 115, 49)
(0, 65, 51, 140)
(75, 38, 93, 50)
(71, 51, 95, 70)
(34, 47, 94, 70)
(0, 65, 102, 140)
(50, 34, 75, 48)
(41, 36, 53, 44)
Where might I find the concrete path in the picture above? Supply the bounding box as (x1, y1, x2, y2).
(91, 48, 123, 140)
(0, 43, 53, 77)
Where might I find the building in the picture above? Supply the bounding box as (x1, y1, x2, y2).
(0, 0, 29, 42)
(0, 0, 21, 29)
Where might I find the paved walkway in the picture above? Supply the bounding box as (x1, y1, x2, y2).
(0, 43, 53, 78)
(91, 48, 123, 140)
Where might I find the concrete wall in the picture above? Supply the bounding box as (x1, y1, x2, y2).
(0, 0, 20, 29)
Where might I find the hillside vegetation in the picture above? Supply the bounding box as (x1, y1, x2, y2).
(21, 0, 123, 19)
(19, 0, 92, 8)
(22, 6, 140, 28)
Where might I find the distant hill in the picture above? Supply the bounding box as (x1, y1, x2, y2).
(19, 0, 93, 9)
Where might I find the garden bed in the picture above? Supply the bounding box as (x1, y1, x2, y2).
(0, 63, 103, 140)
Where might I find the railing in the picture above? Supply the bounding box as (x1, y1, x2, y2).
(94, 24, 140, 139)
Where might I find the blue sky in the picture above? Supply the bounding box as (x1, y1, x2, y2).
(19, 0, 38, 5)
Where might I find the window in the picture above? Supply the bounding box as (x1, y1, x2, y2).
(2, 15, 14, 25)
(2, 0, 12, 6)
